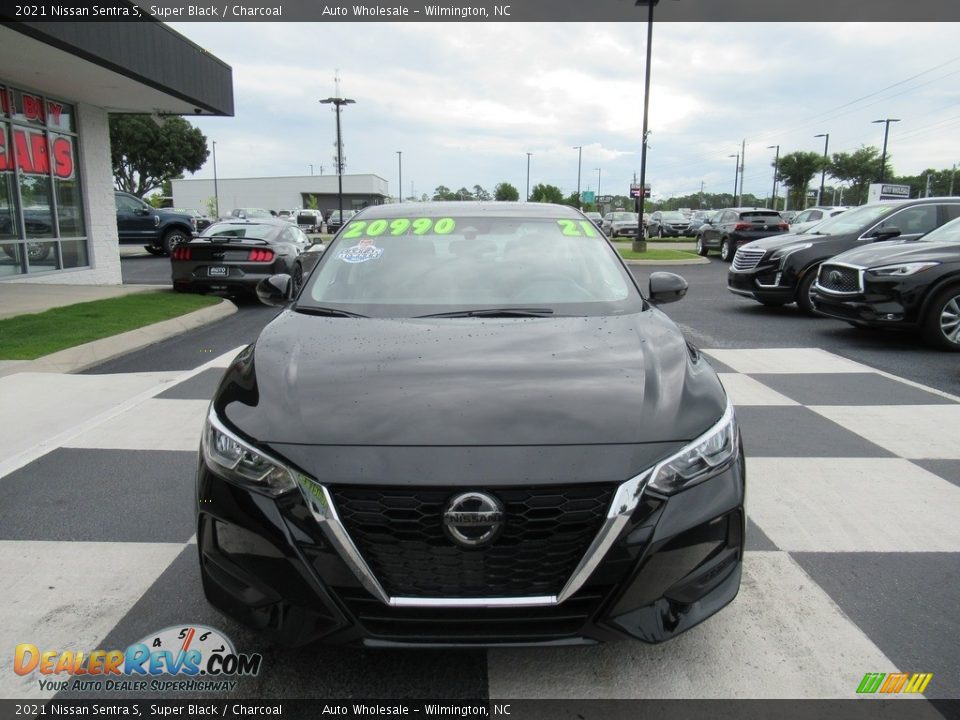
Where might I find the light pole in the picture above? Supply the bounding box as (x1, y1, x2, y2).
(396, 151, 402, 204)
(212, 140, 219, 218)
(319, 95, 356, 224)
(595, 168, 602, 209)
(634, 0, 658, 249)
(767, 145, 779, 210)
(526, 152, 532, 202)
(814, 133, 829, 205)
(573, 145, 583, 209)
(873, 118, 900, 182)
(950, 163, 957, 196)
(309, 164, 314, 176)
(729, 153, 739, 205)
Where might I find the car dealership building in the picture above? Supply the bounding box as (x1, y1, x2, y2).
(0, 19, 233, 284)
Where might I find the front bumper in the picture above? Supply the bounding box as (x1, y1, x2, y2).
(812, 283, 920, 327)
(196, 449, 746, 647)
(727, 267, 795, 303)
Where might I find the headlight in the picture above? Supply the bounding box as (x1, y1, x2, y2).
(201, 407, 297, 496)
(647, 401, 739, 495)
(772, 243, 812, 267)
(867, 262, 940, 277)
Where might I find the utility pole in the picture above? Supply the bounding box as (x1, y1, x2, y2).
(595, 167, 602, 208)
(873, 118, 900, 182)
(699, 180, 704, 208)
(924, 173, 932, 198)
(309, 164, 314, 176)
(320, 71, 356, 228)
(573, 145, 583, 209)
(951, 163, 957, 196)
(738, 138, 745, 206)
(729, 153, 739, 205)
(211, 140, 219, 218)
(526, 152, 532, 202)
(768, 145, 780, 210)
(814, 133, 829, 205)
(635, 0, 657, 250)
(396, 151, 402, 203)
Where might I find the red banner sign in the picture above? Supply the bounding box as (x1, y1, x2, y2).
(0, 127, 74, 179)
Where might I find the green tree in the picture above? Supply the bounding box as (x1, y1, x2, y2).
(494, 182, 519, 201)
(454, 187, 474, 201)
(433, 185, 456, 201)
(775, 151, 826, 210)
(473, 184, 491, 201)
(829, 146, 890, 205)
(109, 114, 208, 197)
(205, 196, 218, 217)
(529, 183, 565, 204)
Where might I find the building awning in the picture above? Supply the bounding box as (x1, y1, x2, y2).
(0, 18, 233, 116)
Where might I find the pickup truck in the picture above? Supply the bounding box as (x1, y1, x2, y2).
(114, 191, 196, 256)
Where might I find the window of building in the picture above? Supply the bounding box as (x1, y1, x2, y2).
(0, 80, 87, 278)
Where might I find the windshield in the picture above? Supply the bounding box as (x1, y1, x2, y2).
(203, 223, 276, 240)
(807, 203, 897, 235)
(916, 216, 960, 244)
(610, 212, 637, 222)
(300, 214, 643, 318)
(662, 212, 686, 222)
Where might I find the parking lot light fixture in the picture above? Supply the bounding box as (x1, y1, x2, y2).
(872, 118, 900, 183)
(814, 133, 829, 205)
(767, 145, 779, 210)
(634, 0, 660, 250)
(320, 95, 356, 227)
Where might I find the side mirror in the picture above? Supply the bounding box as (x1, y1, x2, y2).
(648, 271, 688, 305)
(256, 274, 293, 307)
(871, 226, 901, 241)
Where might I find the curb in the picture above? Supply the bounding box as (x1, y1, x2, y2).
(623, 257, 710, 266)
(0, 298, 237, 378)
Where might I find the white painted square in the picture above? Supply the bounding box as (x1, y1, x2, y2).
(809, 405, 960, 459)
(203, 345, 248, 369)
(487, 552, 897, 699)
(747, 458, 960, 552)
(717, 373, 799, 406)
(703, 348, 870, 374)
(0, 540, 183, 699)
(64, 399, 208, 452)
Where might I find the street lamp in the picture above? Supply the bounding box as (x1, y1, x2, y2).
(728, 153, 739, 204)
(211, 140, 219, 219)
(319, 95, 356, 225)
(526, 152, 532, 202)
(814, 133, 829, 205)
(573, 146, 583, 210)
(767, 145, 779, 210)
(634, 0, 659, 249)
(872, 118, 900, 183)
(396, 151, 402, 204)
(309, 164, 314, 176)
(595, 168, 602, 209)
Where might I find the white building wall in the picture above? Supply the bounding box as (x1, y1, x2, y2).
(7, 103, 122, 285)
(172, 174, 389, 215)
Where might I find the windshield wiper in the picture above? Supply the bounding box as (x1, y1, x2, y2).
(295, 306, 369, 318)
(415, 307, 555, 318)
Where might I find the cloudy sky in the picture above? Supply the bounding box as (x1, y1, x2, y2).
(171, 21, 960, 202)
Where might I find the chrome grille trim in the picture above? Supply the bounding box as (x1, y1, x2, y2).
(732, 248, 765, 271)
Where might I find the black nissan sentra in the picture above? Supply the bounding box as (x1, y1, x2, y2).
(197, 202, 745, 646)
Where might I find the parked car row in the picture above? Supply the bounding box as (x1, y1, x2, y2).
(726, 196, 960, 350)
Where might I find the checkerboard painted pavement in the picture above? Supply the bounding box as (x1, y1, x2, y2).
(1, 347, 958, 700)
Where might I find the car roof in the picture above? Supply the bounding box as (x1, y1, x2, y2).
(209, 217, 289, 227)
(356, 202, 586, 219)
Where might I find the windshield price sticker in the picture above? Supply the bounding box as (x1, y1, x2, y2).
(342, 217, 457, 239)
(557, 220, 599, 237)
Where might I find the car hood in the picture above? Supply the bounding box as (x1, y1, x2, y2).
(829, 240, 960, 268)
(741, 232, 833, 253)
(216, 309, 726, 449)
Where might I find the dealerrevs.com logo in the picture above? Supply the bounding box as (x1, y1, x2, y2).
(14, 625, 263, 693)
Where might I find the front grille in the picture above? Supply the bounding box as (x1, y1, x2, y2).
(337, 587, 608, 641)
(732, 248, 765, 271)
(331, 485, 615, 598)
(818, 264, 860, 293)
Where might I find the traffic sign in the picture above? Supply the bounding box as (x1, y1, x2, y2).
(598, 195, 614, 203)
(629, 183, 651, 199)
(580, 191, 596, 203)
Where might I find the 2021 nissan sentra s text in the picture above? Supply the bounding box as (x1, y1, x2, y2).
(196, 202, 746, 647)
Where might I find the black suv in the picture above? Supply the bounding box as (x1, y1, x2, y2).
(114, 191, 196, 256)
(697, 208, 788, 261)
(646, 211, 690, 238)
(728, 198, 960, 315)
(812, 216, 960, 350)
